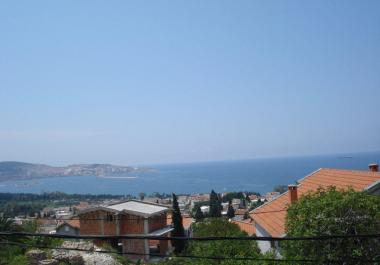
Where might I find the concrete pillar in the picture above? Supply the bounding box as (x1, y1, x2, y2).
(100, 213, 104, 235)
(143, 218, 149, 260)
(116, 214, 120, 235)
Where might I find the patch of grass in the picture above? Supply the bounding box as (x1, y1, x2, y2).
(9, 255, 28, 265)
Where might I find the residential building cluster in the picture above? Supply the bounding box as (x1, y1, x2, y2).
(6, 163, 380, 261)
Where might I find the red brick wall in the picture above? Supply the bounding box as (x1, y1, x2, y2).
(120, 214, 144, 234)
(80, 211, 168, 237)
(80, 211, 102, 235)
(159, 239, 169, 254)
(79, 210, 117, 235)
(102, 211, 117, 235)
(122, 239, 146, 260)
(148, 213, 167, 233)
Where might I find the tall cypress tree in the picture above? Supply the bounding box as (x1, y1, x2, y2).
(209, 190, 222, 217)
(171, 193, 185, 253)
(227, 200, 235, 219)
(194, 205, 204, 222)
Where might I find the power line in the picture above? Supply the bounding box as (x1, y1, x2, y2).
(1, 231, 380, 241)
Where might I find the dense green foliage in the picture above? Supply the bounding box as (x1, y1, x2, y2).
(186, 219, 260, 264)
(283, 187, 380, 264)
(171, 193, 186, 253)
(209, 190, 222, 218)
(0, 218, 63, 265)
(0, 217, 23, 265)
(160, 218, 262, 265)
(193, 206, 204, 222)
(1, 201, 46, 218)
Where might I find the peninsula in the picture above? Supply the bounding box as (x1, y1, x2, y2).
(0, 161, 147, 182)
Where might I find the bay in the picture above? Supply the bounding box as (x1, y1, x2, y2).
(0, 151, 379, 196)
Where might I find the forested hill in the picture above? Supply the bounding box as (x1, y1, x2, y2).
(0, 161, 146, 181)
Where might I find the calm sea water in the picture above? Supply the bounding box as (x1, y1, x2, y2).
(0, 152, 379, 196)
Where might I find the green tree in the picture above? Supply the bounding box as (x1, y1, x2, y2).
(184, 218, 261, 265)
(226, 200, 235, 219)
(0, 217, 23, 244)
(171, 193, 186, 254)
(193, 206, 204, 222)
(0, 218, 25, 265)
(209, 190, 222, 218)
(283, 187, 380, 264)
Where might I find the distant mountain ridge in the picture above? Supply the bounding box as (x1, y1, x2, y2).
(0, 161, 146, 182)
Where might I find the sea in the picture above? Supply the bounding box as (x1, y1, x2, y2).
(0, 152, 379, 196)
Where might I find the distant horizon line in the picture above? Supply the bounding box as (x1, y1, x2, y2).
(2, 149, 379, 168)
(142, 149, 380, 167)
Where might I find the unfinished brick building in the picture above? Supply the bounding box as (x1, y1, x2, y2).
(78, 200, 173, 261)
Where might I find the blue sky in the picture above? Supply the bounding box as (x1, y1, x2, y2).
(0, 0, 379, 165)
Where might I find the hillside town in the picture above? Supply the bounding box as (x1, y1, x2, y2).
(1, 163, 379, 264)
(1, 0, 379, 263)
(5, 189, 280, 237)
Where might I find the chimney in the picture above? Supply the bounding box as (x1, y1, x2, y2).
(369, 163, 379, 172)
(288, 184, 298, 203)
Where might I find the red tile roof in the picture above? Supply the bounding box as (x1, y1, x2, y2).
(250, 168, 380, 237)
(232, 219, 256, 236)
(166, 214, 194, 229)
(57, 218, 80, 229)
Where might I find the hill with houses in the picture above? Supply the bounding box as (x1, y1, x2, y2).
(0, 161, 147, 182)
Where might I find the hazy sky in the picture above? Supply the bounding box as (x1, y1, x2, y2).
(0, 1, 379, 165)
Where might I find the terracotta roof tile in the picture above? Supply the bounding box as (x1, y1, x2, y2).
(66, 219, 80, 229)
(250, 168, 380, 237)
(57, 218, 80, 229)
(232, 220, 256, 236)
(166, 214, 194, 229)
